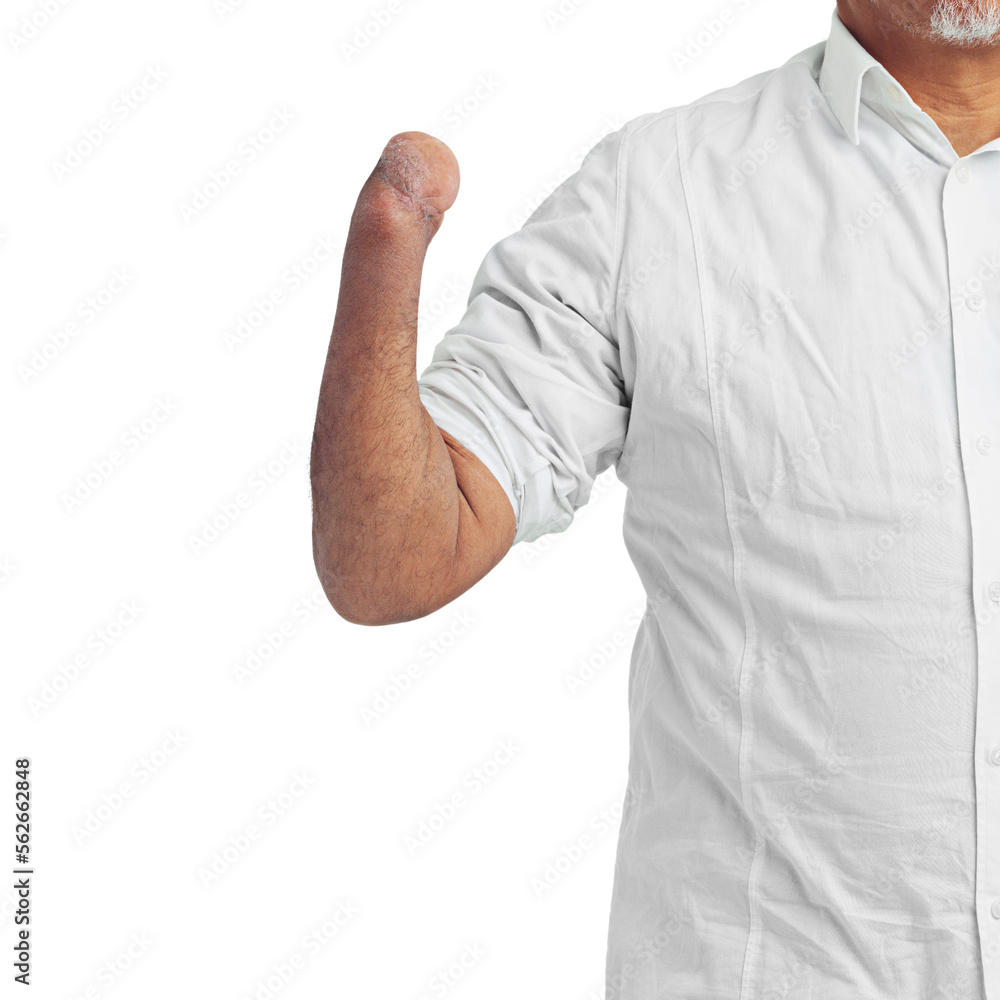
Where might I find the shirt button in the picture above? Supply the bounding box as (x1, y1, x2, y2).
(956, 163, 971, 182)
(977, 436, 993, 456)
(990, 582, 1000, 603)
(991, 898, 1000, 919)
(968, 295, 986, 312)
(990, 746, 1000, 766)
(887, 84, 902, 103)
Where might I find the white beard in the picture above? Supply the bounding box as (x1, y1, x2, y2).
(928, 0, 1000, 45)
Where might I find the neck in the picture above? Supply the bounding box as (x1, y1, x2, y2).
(836, 0, 1000, 156)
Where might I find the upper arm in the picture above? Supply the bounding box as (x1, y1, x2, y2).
(440, 425, 517, 565)
(376, 420, 514, 624)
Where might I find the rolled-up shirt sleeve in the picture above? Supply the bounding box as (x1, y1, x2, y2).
(417, 124, 630, 547)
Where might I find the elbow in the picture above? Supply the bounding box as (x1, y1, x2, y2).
(316, 572, 385, 627)
(317, 578, 426, 627)
(317, 581, 377, 626)
(330, 600, 388, 628)
(311, 519, 447, 627)
(311, 530, 402, 627)
(312, 544, 382, 627)
(314, 558, 443, 627)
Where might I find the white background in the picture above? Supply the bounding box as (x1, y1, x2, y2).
(3, 1, 832, 997)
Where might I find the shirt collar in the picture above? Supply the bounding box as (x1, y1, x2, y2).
(818, 7, 884, 147)
(818, 6, 956, 162)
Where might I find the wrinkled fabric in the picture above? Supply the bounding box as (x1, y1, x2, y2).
(417, 6, 1000, 998)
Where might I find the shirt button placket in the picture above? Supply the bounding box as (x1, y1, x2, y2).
(943, 155, 1000, 992)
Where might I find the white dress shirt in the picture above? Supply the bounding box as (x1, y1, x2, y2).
(416, 6, 1000, 997)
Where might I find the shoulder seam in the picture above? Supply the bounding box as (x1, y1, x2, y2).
(627, 56, 818, 142)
